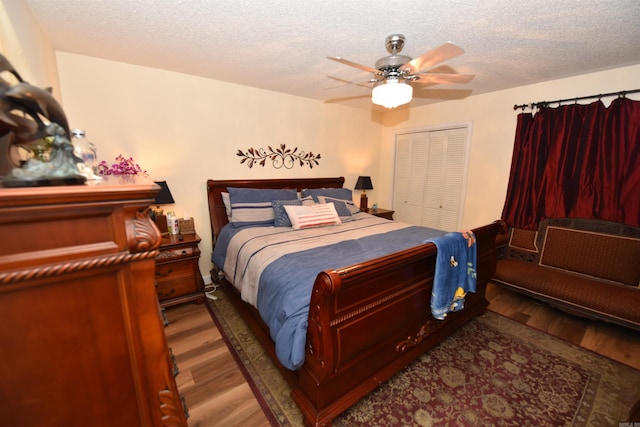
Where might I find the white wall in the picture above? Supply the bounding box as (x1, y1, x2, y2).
(0, 0, 61, 173)
(0, 0, 60, 99)
(55, 53, 383, 281)
(379, 64, 640, 229)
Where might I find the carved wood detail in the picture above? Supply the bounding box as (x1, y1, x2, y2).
(396, 319, 445, 353)
(0, 250, 159, 285)
(128, 209, 162, 253)
(330, 287, 407, 327)
(159, 358, 188, 427)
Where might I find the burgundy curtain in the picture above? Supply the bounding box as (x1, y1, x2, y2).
(501, 97, 640, 230)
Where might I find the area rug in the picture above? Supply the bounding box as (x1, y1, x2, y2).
(207, 291, 640, 426)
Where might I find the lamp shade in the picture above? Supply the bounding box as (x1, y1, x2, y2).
(354, 176, 373, 191)
(154, 181, 175, 205)
(371, 79, 413, 109)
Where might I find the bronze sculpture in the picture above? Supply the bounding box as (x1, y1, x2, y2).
(0, 52, 85, 186)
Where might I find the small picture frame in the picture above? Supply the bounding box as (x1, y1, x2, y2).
(178, 218, 195, 234)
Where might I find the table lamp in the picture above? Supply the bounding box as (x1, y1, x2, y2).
(153, 181, 175, 235)
(354, 176, 373, 211)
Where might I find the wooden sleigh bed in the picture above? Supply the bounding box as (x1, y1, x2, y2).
(206, 177, 503, 426)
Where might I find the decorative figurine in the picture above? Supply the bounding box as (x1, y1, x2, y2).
(0, 52, 85, 186)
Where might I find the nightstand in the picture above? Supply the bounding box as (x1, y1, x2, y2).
(365, 208, 395, 220)
(155, 233, 205, 307)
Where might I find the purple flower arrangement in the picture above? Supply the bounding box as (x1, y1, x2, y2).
(97, 155, 147, 176)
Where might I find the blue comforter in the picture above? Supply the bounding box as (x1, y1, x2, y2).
(212, 214, 444, 370)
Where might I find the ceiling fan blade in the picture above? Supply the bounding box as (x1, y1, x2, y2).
(325, 75, 377, 90)
(400, 42, 465, 75)
(324, 94, 371, 104)
(412, 87, 474, 100)
(327, 56, 382, 75)
(410, 73, 475, 85)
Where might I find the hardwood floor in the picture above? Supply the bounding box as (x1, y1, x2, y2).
(485, 283, 640, 370)
(164, 283, 640, 427)
(163, 298, 271, 427)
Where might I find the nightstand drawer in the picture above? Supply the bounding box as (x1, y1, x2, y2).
(156, 260, 193, 280)
(156, 276, 197, 301)
(156, 246, 196, 261)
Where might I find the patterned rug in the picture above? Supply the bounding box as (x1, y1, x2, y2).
(207, 291, 640, 426)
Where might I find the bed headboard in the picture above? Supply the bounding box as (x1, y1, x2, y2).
(206, 177, 345, 243)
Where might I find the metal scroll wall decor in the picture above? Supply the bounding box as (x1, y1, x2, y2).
(237, 144, 321, 169)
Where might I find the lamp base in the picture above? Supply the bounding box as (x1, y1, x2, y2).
(154, 214, 169, 235)
(360, 193, 368, 211)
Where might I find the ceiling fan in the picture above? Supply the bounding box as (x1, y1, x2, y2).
(327, 34, 474, 108)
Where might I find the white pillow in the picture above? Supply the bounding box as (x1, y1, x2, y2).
(284, 203, 342, 230)
(222, 192, 231, 219)
(300, 195, 316, 206)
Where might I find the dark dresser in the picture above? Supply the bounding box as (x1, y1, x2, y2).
(0, 176, 188, 427)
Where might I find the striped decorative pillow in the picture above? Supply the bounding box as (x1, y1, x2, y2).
(284, 203, 342, 230)
(228, 187, 297, 227)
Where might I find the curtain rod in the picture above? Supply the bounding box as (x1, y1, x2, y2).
(513, 88, 640, 111)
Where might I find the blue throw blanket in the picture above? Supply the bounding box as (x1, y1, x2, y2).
(425, 231, 477, 320)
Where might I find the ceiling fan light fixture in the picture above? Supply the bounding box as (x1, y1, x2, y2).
(371, 79, 413, 109)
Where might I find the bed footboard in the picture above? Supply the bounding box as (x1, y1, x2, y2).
(293, 220, 504, 426)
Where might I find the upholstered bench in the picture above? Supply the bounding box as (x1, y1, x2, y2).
(492, 218, 640, 331)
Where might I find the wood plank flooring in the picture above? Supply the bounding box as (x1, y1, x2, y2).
(485, 284, 640, 370)
(164, 298, 271, 427)
(164, 283, 640, 427)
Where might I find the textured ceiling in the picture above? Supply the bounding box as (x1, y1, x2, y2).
(25, 0, 640, 111)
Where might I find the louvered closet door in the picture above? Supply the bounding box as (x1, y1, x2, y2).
(393, 133, 428, 224)
(393, 126, 469, 231)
